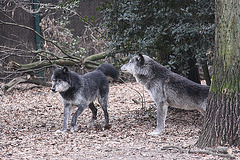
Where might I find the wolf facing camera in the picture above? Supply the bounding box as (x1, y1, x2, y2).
(51, 63, 119, 133)
(121, 54, 209, 135)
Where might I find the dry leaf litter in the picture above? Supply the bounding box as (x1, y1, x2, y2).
(0, 82, 239, 159)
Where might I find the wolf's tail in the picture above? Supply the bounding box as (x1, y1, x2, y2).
(96, 63, 119, 80)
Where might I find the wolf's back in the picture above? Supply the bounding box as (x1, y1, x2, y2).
(96, 63, 119, 80)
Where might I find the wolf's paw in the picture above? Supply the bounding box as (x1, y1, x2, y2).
(87, 121, 95, 128)
(70, 126, 77, 133)
(149, 130, 161, 136)
(55, 129, 66, 134)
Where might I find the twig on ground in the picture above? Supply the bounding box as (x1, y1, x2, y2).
(162, 145, 184, 153)
(188, 149, 236, 159)
(132, 99, 141, 104)
(162, 145, 236, 159)
(205, 147, 232, 154)
(119, 77, 145, 108)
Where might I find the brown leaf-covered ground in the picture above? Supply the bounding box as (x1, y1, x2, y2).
(0, 82, 239, 159)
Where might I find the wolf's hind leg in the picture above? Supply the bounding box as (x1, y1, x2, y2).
(88, 102, 97, 127)
(98, 96, 111, 129)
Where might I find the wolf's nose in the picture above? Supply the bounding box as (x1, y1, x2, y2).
(52, 88, 56, 92)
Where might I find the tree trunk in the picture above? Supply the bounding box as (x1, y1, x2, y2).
(195, 0, 240, 148)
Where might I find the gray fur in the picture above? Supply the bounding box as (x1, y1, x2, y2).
(121, 54, 209, 135)
(51, 64, 119, 133)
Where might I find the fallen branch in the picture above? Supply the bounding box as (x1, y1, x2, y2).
(7, 52, 110, 72)
(4, 76, 29, 92)
(188, 149, 235, 159)
(162, 145, 184, 153)
(4, 52, 120, 91)
(161, 145, 236, 159)
(119, 77, 146, 108)
(4, 75, 51, 92)
(8, 58, 76, 71)
(83, 52, 108, 69)
(205, 147, 232, 154)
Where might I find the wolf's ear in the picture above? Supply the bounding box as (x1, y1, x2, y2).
(52, 65, 57, 71)
(62, 66, 69, 74)
(137, 54, 144, 66)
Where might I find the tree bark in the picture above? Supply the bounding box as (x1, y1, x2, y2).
(195, 0, 240, 148)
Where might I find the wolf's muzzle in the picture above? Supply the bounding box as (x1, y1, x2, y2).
(51, 88, 56, 92)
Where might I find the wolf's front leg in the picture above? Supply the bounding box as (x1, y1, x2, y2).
(150, 102, 168, 136)
(70, 104, 86, 132)
(57, 103, 72, 133)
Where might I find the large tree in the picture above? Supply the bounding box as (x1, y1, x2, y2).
(195, 0, 240, 148)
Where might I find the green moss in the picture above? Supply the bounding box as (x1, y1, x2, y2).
(210, 73, 240, 94)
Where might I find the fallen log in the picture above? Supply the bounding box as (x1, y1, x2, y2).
(83, 52, 108, 69)
(7, 52, 110, 72)
(4, 52, 126, 92)
(8, 59, 77, 71)
(4, 75, 51, 92)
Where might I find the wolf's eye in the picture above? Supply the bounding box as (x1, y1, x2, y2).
(57, 79, 62, 83)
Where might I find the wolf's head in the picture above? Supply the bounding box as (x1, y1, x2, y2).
(121, 54, 144, 74)
(51, 66, 71, 92)
(121, 54, 151, 75)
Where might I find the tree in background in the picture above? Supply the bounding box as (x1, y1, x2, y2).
(100, 0, 214, 84)
(195, 0, 240, 148)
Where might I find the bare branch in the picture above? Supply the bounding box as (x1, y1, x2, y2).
(0, 19, 80, 60)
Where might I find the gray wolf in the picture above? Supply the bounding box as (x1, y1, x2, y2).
(121, 54, 209, 135)
(51, 63, 119, 133)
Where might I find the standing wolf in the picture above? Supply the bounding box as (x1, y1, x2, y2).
(121, 54, 209, 135)
(51, 63, 119, 133)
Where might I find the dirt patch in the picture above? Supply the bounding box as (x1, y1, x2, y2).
(0, 82, 239, 159)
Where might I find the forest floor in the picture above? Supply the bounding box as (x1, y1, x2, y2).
(0, 82, 239, 160)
